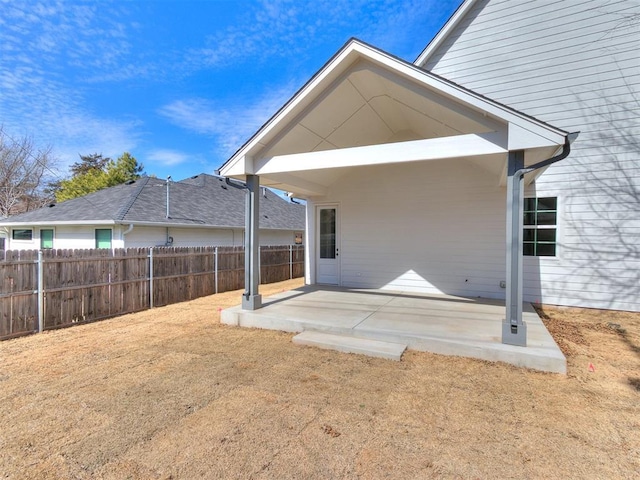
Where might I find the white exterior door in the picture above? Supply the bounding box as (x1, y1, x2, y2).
(316, 205, 340, 285)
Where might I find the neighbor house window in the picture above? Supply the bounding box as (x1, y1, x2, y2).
(523, 197, 557, 256)
(95, 229, 112, 249)
(40, 229, 54, 249)
(12, 229, 33, 241)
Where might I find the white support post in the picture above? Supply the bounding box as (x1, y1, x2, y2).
(503, 150, 527, 346)
(242, 174, 262, 310)
(37, 250, 44, 333)
(149, 247, 154, 309)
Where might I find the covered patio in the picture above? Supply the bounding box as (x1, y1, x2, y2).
(221, 285, 566, 373)
(218, 39, 574, 373)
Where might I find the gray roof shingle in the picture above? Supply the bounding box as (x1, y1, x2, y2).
(0, 174, 305, 230)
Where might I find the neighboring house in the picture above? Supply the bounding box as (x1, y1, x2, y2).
(415, 0, 639, 312)
(0, 173, 305, 251)
(220, 0, 639, 315)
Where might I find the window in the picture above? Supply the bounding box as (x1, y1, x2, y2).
(524, 197, 557, 256)
(12, 229, 33, 241)
(40, 229, 54, 249)
(95, 229, 112, 249)
(319, 208, 336, 259)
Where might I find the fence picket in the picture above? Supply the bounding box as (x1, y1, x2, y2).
(0, 245, 304, 340)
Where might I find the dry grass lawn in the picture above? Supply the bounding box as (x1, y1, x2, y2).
(0, 278, 638, 479)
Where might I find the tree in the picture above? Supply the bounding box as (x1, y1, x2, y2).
(70, 153, 109, 176)
(55, 152, 144, 202)
(0, 127, 57, 217)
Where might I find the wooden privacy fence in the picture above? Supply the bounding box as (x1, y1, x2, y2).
(0, 245, 304, 340)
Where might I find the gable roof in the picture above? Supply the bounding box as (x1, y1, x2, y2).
(0, 174, 304, 230)
(219, 38, 568, 181)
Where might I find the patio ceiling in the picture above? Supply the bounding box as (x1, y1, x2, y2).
(257, 60, 499, 159)
(221, 40, 568, 197)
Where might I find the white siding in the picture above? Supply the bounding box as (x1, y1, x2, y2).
(422, 0, 640, 311)
(310, 159, 509, 299)
(3, 225, 118, 251)
(124, 226, 243, 248)
(2, 225, 302, 250)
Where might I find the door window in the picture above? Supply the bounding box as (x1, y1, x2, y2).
(319, 208, 336, 259)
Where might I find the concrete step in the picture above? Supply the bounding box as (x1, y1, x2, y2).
(292, 331, 407, 361)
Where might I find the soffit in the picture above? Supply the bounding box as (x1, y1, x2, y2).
(255, 59, 499, 160)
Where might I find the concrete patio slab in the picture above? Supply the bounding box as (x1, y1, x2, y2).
(293, 331, 407, 361)
(221, 286, 566, 374)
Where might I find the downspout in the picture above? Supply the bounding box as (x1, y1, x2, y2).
(166, 176, 172, 219)
(503, 131, 578, 347)
(515, 132, 578, 180)
(121, 224, 134, 248)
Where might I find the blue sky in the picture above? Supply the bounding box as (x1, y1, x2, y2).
(0, 0, 461, 182)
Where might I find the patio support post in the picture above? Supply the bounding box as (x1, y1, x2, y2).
(242, 174, 262, 310)
(503, 149, 527, 346)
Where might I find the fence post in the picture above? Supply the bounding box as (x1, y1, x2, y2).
(37, 250, 44, 333)
(149, 247, 154, 309)
(289, 245, 293, 280)
(214, 246, 218, 294)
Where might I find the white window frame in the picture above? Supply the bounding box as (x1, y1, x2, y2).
(12, 228, 34, 242)
(95, 228, 113, 249)
(39, 228, 55, 250)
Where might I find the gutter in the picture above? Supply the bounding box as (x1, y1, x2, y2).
(515, 131, 579, 179)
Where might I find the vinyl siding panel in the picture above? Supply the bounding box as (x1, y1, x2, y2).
(123, 227, 298, 248)
(312, 159, 509, 299)
(3, 225, 300, 250)
(423, 0, 640, 311)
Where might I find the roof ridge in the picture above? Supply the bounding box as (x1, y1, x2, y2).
(115, 177, 151, 221)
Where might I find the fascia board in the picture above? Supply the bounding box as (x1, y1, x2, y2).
(0, 220, 241, 230)
(508, 122, 567, 150)
(222, 154, 252, 177)
(0, 220, 117, 227)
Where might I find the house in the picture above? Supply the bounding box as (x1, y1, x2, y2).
(0, 173, 305, 251)
(414, 0, 639, 312)
(219, 0, 639, 347)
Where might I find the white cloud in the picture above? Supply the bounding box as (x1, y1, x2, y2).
(158, 80, 300, 157)
(186, 0, 445, 69)
(0, 1, 142, 176)
(146, 149, 190, 167)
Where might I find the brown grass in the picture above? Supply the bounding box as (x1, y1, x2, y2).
(1, 279, 638, 479)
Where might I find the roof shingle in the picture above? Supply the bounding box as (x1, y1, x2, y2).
(0, 174, 305, 230)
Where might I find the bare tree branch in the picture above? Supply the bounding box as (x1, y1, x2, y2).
(0, 127, 58, 217)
